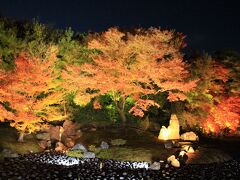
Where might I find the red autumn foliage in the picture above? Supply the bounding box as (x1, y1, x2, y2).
(204, 96, 240, 134)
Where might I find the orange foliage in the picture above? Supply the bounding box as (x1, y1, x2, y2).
(203, 96, 240, 134)
(93, 99, 102, 110)
(0, 53, 60, 135)
(63, 28, 196, 117)
(129, 99, 160, 117)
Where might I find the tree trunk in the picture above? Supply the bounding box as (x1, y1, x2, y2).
(113, 94, 127, 125)
(18, 131, 25, 142)
(63, 101, 67, 117)
(119, 110, 127, 125)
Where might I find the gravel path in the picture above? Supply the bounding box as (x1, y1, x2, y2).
(0, 152, 239, 180)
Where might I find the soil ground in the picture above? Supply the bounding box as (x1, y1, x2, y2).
(0, 124, 239, 164)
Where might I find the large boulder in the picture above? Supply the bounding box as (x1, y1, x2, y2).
(158, 114, 180, 140)
(61, 121, 82, 145)
(63, 137, 75, 148)
(180, 132, 199, 141)
(167, 114, 180, 139)
(63, 120, 81, 137)
(47, 125, 61, 141)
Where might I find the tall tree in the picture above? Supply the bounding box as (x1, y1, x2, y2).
(185, 54, 240, 134)
(0, 50, 65, 141)
(62, 28, 196, 124)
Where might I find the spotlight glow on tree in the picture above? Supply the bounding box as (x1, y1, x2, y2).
(0, 52, 65, 141)
(62, 28, 196, 123)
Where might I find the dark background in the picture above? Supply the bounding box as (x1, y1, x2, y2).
(0, 0, 239, 52)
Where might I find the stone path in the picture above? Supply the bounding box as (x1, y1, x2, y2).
(0, 152, 239, 179)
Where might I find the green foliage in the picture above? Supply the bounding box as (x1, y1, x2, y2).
(57, 28, 95, 68)
(0, 18, 22, 69)
(70, 102, 114, 126)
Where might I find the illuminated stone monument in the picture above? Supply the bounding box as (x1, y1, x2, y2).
(158, 114, 180, 140)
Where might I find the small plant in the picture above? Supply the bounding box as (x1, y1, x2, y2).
(110, 139, 127, 146)
(66, 150, 84, 158)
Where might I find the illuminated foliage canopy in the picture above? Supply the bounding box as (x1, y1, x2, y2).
(184, 55, 240, 134)
(62, 28, 196, 123)
(0, 52, 65, 141)
(0, 18, 239, 136)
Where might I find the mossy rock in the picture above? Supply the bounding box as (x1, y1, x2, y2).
(97, 147, 152, 163)
(66, 150, 84, 158)
(110, 139, 127, 146)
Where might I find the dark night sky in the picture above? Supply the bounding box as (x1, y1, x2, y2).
(0, 0, 239, 52)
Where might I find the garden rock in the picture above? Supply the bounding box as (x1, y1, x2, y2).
(63, 121, 80, 135)
(71, 143, 87, 152)
(100, 141, 109, 149)
(55, 142, 67, 152)
(171, 158, 180, 167)
(180, 132, 199, 141)
(38, 140, 51, 150)
(62, 121, 82, 141)
(149, 162, 161, 170)
(167, 155, 176, 163)
(83, 152, 95, 158)
(47, 125, 61, 141)
(110, 139, 127, 146)
(63, 137, 75, 148)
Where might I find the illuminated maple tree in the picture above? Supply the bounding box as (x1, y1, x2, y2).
(204, 96, 240, 134)
(62, 28, 196, 124)
(185, 55, 240, 134)
(0, 51, 65, 141)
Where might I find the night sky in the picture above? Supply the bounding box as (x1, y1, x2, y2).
(0, 0, 239, 52)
